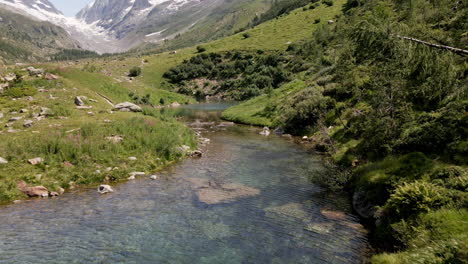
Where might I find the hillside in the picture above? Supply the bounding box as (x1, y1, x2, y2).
(0, 8, 79, 64)
(220, 0, 467, 263)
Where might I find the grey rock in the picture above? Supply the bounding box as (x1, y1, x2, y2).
(114, 102, 142, 112)
(23, 120, 34, 128)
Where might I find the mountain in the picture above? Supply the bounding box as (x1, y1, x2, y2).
(76, 0, 270, 53)
(0, 7, 80, 63)
(0, 0, 270, 54)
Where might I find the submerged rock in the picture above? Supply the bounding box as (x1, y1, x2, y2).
(186, 178, 260, 204)
(98, 185, 114, 194)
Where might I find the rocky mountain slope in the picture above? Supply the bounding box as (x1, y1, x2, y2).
(0, 8, 79, 64)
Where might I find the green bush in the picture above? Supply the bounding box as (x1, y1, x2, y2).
(384, 181, 453, 220)
(196, 46, 206, 53)
(129, 66, 142, 77)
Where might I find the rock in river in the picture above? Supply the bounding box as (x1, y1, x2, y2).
(186, 178, 260, 204)
(98, 185, 114, 194)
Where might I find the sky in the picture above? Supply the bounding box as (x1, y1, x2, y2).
(49, 0, 92, 17)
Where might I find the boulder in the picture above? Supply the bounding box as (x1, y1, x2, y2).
(259, 127, 270, 136)
(149, 175, 158, 180)
(28, 157, 44, 165)
(106, 135, 123, 143)
(44, 73, 59, 80)
(17, 181, 49, 197)
(74, 96, 87, 106)
(98, 185, 114, 194)
(190, 150, 203, 158)
(26, 67, 44, 76)
(0, 157, 8, 164)
(4, 73, 16, 82)
(9, 116, 23, 122)
(114, 102, 142, 112)
(129, 172, 145, 177)
(23, 120, 33, 128)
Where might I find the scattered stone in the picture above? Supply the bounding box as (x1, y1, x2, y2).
(9, 116, 23, 122)
(26, 96, 34, 101)
(44, 73, 59, 80)
(106, 135, 123, 143)
(4, 73, 16, 82)
(170, 102, 181, 107)
(39, 107, 51, 116)
(87, 111, 94, 116)
(327, 20, 335, 24)
(114, 102, 142, 112)
(190, 150, 203, 158)
(76, 106, 93, 109)
(282, 134, 293, 140)
(129, 172, 145, 177)
(218, 122, 235, 127)
(58, 187, 65, 195)
(28, 157, 43, 165)
(128, 175, 136, 180)
(74, 96, 86, 106)
(149, 175, 158, 180)
(49, 94, 58, 100)
(95, 170, 101, 174)
(19, 109, 28, 113)
(26, 66, 44, 76)
(23, 120, 33, 128)
(0, 113, 3, 119)
(49, 192, 59, 197)
(186, 178, 260, 205)
(199, 138, 210, 144)
(176, 145, 191, 154)
(17, 181, 48, 197)
(63, 161, 74, 167)
(98, 185, 114, 194)
(103, 119, 112, 123)
(89, 99, 98, 103)
(128, 157, 137, 161)
(0, 157, 8, 164)
(260, 127, 270, 136)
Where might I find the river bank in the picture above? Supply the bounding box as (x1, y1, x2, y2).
(0, 103, 369, 263)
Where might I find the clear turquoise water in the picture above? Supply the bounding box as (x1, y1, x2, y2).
(0, 104, 367, 263)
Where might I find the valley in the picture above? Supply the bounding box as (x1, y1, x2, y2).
(0, 0, 466, 263)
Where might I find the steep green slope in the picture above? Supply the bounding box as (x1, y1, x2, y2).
(0, 8, 79, 64)
(221, 0, 467, 262)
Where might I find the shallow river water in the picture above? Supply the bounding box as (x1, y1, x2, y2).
(0, 103, 367, 264)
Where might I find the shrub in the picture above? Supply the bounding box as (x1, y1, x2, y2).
(129, 66, 142, 77)
(196, 46, 206, 53)
(323, 0, 333, 6)
(314, 18, 321, 24)
(242, 33, 251, 39)
(384, 181, 452, 220)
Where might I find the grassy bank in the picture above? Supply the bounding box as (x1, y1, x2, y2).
(217, 0, 467, 262)
(0, 66, 196, 203)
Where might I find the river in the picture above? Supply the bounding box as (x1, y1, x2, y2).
(0, 103, 368, 264)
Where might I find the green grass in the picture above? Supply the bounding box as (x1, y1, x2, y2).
(221, 79, 307, 127)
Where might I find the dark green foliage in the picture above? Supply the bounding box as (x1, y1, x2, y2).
(242, 33, 251, 39)
(323, 0, 334, 6)
(129, 66, 142, 77)
(164, 51, 292, 100)
(51, 49, 100, 61)
(196, 46, 207, 53)
(251, 0, 320, 27)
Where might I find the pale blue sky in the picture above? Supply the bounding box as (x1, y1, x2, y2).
(49, 0, 92, 17)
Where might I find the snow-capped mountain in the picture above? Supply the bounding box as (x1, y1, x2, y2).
(0, 0, 253, 53)
(76, 0, 226, 50)
(0, 0, 123, 53)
